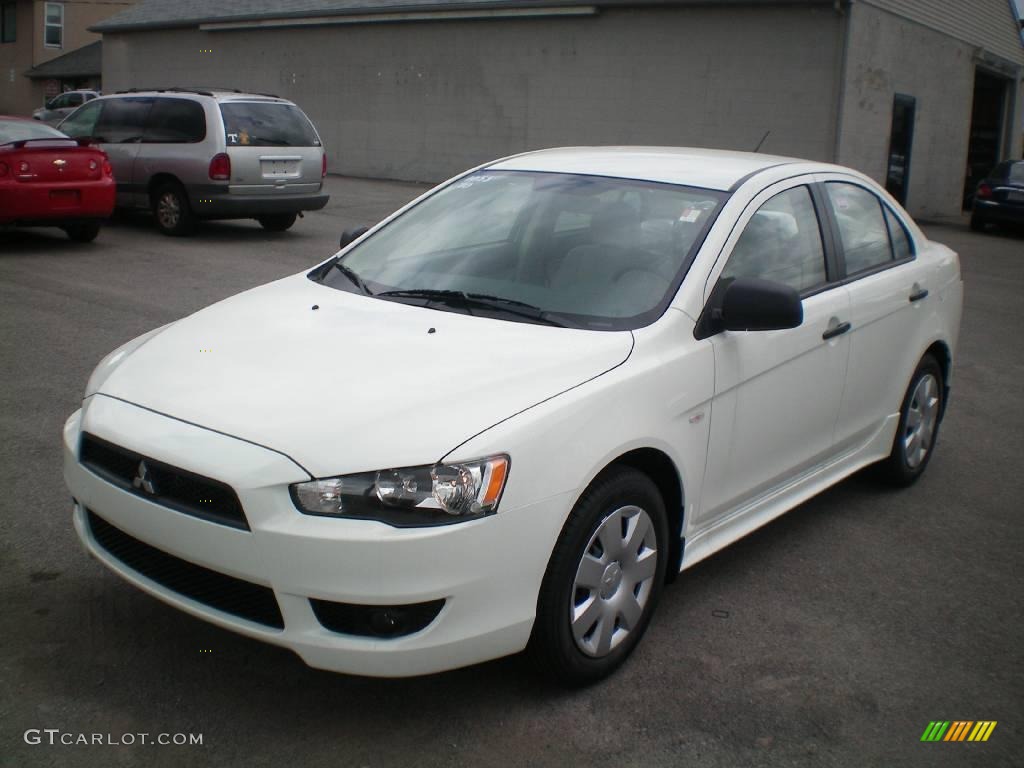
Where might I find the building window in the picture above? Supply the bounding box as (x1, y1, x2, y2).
(1, 2, 16, 44)
(44, 2, 63, 48)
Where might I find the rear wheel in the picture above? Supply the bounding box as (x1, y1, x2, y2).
(257, 213, 297, 232)
(152, 182, 194, 236)
(529, 467, 668, 686)
(876, 355, 944, 486)
(63, 221, 101, 243)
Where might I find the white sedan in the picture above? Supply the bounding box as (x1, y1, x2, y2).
(63, 147, 962, 684)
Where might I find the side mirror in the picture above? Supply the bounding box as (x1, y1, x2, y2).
(339, 225, 369, 250)
(718, 277, 803, 332)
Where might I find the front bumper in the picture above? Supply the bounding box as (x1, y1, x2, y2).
(64, 396, 567, 677)
(187, 186, 329, 220)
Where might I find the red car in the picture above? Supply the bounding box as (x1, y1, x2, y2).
(0, 116, 115, 242)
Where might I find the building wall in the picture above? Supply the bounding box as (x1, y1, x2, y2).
(837, 1, 1024, 218)
(102, 5, 844, 183)
(30, 0, 131, 67)
(863, 0, 1024, 66)
(0, 0, 37, 113)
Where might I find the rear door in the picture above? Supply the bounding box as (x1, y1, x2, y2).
(819, 177, 931, 454)
(93, 97, 153, 207)
(218, 100, 323, 197)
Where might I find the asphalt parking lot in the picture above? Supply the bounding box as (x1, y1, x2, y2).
(1, 175, 1021, 768)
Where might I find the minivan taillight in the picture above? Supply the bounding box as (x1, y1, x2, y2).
(209, 153, 231, 181)
(322, 154, 327, 178)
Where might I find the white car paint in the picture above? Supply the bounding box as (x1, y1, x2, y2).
(63, 146, 963, 677)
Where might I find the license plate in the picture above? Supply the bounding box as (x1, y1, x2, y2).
(1007, 191, 1024, 203)
(260, 158, 300, 179)
(49, 189, 80, 207)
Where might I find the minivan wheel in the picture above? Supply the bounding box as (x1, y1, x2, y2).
(876, 355, 944, 487)
(529, 467, 668, 686)
(152, 183, 195, 236)
(63, 221, 101, 243)
(257, 213, 297, 232)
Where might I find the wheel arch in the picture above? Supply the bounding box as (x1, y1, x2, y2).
(602, 447, 685, 583)
(923, 340, 952, 420)
(147, 173, 186, 202)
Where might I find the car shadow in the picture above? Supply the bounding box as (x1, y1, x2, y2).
(106, 210, 322, 242)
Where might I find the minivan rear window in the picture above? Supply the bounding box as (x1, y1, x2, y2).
(219, 102, 319, 147)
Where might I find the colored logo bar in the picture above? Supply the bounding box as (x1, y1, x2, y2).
(921, 721, 997, 742)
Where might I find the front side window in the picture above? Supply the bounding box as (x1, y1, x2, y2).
(315, 170, 725, 329)
(57, 99, 102, 138)
(44, 2, 62, 47)
(66, 92, 83, 107)
(143, 99, 206, 143)
(94, 97, 152, 143)
(826, 182, 894, 275)
(220, 102, 319, 147)
(720, 185, 827, 293)
(2, 2, 17, 44)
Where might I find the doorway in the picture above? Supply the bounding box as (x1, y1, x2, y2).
(885, 94, 916, 206)
(963, 70, 1010, 209)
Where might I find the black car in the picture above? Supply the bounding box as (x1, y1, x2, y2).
(971, 160, 1024, 231)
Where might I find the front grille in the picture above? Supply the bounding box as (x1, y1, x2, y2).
(87, 510, 283, 629)
(79, 432, 249, 530)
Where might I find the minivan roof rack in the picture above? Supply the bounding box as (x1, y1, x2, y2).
(113, 87, 215, 97)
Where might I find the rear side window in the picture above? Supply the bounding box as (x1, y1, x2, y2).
(144, 99, 206, 143)
(825, 183, 893, 275)
(58, 99, 102, 138)
(220, 102, 319, 147)
(884, 207, 913, 260)
(95, 97, 152, 144)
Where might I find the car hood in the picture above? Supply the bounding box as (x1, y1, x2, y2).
(94, 274, 633, 478)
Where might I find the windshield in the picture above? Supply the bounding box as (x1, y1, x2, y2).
(0, 120, 69, 144)
(314, 171, 725, 330)
(220, 102, 320, 147)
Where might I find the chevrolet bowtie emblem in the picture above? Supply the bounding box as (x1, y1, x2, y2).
(53, 158, 66, 172)
(132, 460, 157, 495)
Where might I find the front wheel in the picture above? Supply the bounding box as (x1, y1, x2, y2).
(257, 213, 297, 232)
(876, 355, 944, 486)
(529, 467, 668, 686)
(63, 221, 101, 242)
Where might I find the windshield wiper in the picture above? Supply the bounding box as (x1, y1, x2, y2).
(376, 289, 567, 327)
(331, 262, 374, 295)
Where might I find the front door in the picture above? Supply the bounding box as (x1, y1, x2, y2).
(697, 180, 851, 526)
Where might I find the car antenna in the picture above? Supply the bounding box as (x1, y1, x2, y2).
(753, 130, 771, 153)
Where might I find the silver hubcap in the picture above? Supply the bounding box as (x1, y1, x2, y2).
(570, 505, 658, 658)
(904, 373, 940, 469)
(157, 192, 180, 229)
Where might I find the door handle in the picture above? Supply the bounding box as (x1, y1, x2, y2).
(909, 288, 929, 302)
(822, 321, 851, 340)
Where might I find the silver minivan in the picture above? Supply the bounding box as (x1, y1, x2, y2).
(57, 88, 329, 235)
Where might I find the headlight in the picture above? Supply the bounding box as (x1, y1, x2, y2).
(290, 455, 509, 526)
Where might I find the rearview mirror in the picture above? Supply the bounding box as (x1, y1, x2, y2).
(718, 277, 803, 332)
(340, 226, 369, 250)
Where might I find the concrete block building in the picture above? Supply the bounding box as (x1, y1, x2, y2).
(92, 0, 1024, 219)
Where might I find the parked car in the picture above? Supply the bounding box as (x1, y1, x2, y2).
(31, 90, 101, 126)
(0, 117, 114, 242)
(57, 88, 329, 235)
(971, 159, 1024, 232)
(63, 148, 962, 684)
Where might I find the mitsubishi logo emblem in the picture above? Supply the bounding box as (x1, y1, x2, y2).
(132, 460, 156, 495)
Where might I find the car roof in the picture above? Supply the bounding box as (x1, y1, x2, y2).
(489, 146, 824, 192)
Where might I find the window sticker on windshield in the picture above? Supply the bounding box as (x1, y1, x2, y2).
(678, 207, 701, 223)
(453, 174, 496, 189)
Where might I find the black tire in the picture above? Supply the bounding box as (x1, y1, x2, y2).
(970, 211, 986, 232)
(257, 213, 298, 232)
(875, 355, 944, 487)
(63, 221, 101, 243)
(151, 182, 195, 236)
(529, 467, 669, 686)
